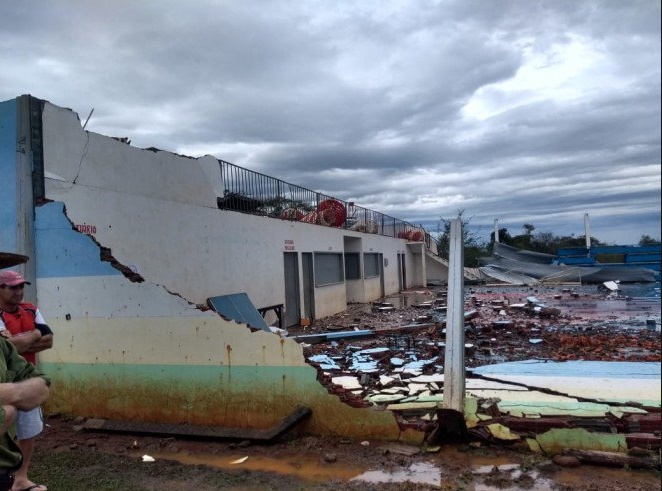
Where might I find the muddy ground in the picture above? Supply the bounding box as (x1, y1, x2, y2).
(31, 283, 661, 490)
(32, 414, 661, 490)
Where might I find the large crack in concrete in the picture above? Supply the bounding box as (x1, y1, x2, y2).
(62, 204, 144, 282)
(471, 373, 646, 409)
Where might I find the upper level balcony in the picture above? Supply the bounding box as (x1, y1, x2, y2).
(216, 159, 432, 250)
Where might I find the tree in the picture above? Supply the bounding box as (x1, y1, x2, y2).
(522, 223, 535, 236)
(531, 231, 556, 254)
(639, 235, 660, 246)
(489, 228, 512, 246)
(435, 209, 487, 267)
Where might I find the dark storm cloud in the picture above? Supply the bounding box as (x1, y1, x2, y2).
(0, 0, 659, 244)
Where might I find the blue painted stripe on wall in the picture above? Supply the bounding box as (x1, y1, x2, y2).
(0, 99, 18, 251)
(35, 202, 120, 278)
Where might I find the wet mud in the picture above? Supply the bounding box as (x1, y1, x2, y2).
(38, 416, 662, 490)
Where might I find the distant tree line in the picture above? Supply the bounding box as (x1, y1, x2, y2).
(435, 210, 661, 267)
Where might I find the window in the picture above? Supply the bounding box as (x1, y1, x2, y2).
(344, 253, 360, 280)
(364, 253, 380, 278)
(314, 253, 344, 286)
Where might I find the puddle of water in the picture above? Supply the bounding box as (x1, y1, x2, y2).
(351, 461, 441, 486)
(137, 448, 662, 490)
(351, 460, 558, 491)
(473, 463, 521, 474)
(555, 299, 659, 314)
(382, 292, 434, 309)
(144, 451, 365, 482)
(474, 478, 557, 491)
(552, 465, 662, 489)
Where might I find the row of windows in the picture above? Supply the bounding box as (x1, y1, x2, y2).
(314, 252, 381, 286)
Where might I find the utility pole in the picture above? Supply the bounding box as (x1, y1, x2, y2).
(584, 213, 591, 252)
(443, 218, 465, 412)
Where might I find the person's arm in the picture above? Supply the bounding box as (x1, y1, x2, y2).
(0, 404, 17, 433)
(26, 308, 54, 353)
(24, 332, 53, 354)
(0, 338, 51, 411)
(0, 377, 49, 411)
(4, 328, 41, 354)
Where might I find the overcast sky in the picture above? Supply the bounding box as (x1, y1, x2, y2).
(1, 0, 660, 244)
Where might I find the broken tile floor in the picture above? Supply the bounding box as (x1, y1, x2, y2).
(288, 283, 661, 455)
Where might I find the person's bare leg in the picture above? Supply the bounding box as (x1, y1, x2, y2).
(12, 437, 47, 491)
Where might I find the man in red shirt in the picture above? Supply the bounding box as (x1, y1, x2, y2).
(0, 270, 53, 491)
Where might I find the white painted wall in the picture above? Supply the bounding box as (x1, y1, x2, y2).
(364, 276, 382, 301)
(41, 103, 423, 321)
(425, 252, 450, 283)
(345, 279, 364, 303)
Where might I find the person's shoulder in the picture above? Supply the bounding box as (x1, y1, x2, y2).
(19, 302, 38, 311)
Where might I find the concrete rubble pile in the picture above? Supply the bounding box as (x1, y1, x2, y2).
(292, 285, 661, 453)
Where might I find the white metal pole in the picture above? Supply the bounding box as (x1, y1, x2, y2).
(443, 218, 465, 411)
(494, 219, 499, 243)
(584, 213, 591, 251)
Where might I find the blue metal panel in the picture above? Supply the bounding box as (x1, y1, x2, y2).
(626, 253, 660, 263)
(558, 245, 661, 256)
(207, 293, 270, 331)
(556, 256, 596, 265)
(289, 330, 375, 343)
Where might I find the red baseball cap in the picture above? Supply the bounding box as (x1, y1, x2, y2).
(0, 270, 31, 287)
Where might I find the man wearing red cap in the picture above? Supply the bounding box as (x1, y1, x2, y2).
(0, 270, 52, 491)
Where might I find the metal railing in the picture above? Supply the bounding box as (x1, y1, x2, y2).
(217, 159, 431, 249)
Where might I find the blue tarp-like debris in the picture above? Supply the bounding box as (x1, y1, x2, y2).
(308, 354, 341, 371)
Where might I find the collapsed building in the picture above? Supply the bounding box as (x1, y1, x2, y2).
(1, 95, 659, 458)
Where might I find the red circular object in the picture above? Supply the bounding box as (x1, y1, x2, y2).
(318, 199, 346, 227)
(318, 208, 335, 226)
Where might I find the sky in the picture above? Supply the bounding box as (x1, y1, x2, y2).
(1, 0, 660, 245)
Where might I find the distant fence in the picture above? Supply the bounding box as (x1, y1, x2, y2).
(216, 159, 431, 248)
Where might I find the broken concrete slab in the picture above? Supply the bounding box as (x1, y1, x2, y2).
(534, 427, 626, 454)
(472, 360, 661, 406)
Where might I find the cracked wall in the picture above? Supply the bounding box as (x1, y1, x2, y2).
(0, 95, 434, 441)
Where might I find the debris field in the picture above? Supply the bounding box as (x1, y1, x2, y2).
(287, 284, 661, 453)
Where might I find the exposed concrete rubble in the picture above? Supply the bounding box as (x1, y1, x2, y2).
(99, 246, 145, 282)
(289, 284, 661, 455)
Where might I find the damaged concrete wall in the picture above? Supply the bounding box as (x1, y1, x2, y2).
(34, 203, 403, 436)
(1, 96, 430, 439)
(39, 102, 415, 314)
